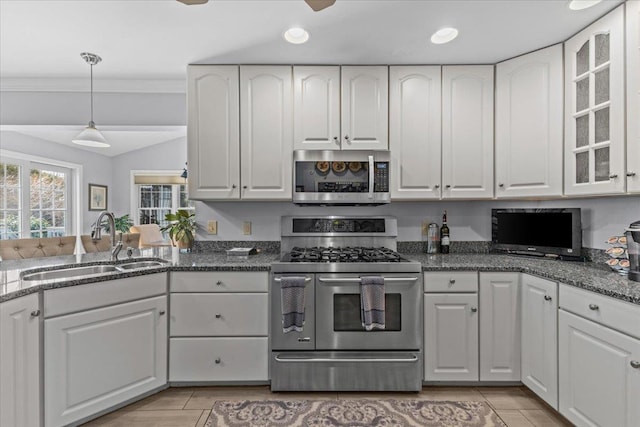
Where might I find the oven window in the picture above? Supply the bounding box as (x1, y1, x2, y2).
(333, 294, 401, 331)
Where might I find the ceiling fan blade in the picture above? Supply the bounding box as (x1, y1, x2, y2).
(304, 0, 336, 12)
(177, 0, 208, 5)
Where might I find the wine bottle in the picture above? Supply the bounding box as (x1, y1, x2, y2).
(440, 210, 450, 254)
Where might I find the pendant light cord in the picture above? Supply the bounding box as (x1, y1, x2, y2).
(90, 62, 94, 125)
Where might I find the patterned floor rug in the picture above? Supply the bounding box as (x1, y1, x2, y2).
(206, 399, 506, 427)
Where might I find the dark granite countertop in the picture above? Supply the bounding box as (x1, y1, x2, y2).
(1, 249, 638, 306)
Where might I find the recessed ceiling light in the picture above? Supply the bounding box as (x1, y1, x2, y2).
(568, 0, 602, 11)
(284, 27, 309, 44)
(430, 27, 459, 45)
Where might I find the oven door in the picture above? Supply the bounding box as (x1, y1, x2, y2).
(270, 274, 316, 350)
(315, 273, 422, 350)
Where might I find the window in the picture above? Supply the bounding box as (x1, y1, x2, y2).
(133, 172, 194, 236)
(0, 159, 71, 240)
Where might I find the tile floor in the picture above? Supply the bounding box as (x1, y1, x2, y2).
(81, 385, 573, 426)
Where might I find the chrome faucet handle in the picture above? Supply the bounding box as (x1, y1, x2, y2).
(126, 247, 134, 259)
(111, 240, 123, 261)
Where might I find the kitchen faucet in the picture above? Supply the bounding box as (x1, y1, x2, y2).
(91, 211, 123, 261)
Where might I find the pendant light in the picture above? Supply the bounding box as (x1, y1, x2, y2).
(73, 52, 109, 147)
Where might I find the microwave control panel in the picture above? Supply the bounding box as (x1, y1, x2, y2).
(374, 162, 389, 192)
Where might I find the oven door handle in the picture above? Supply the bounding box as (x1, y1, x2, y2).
(368, 155, 375, 199)
(318, 277, 418, 283)
(274, 354, 419, 363)
(274, 277, 313, 282)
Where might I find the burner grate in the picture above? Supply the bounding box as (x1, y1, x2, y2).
(287, 246, 405, 263)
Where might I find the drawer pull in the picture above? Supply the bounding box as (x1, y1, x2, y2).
(449, 279, 456, 284)
(627, 172, 637, 177)
(215, 358, 221, 364)
(30, 310, 40, 317)
(470, 307, 478, 313)
(588, 304, 599, 311)
(159, 310, 166, 316)
(216, 280, 222, 286)
(215, 313, 222, 319)
(631, 361, 640, 369)
(544, 295, 552, 301)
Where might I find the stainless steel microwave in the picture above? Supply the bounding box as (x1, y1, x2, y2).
(293, 150, 391, 205)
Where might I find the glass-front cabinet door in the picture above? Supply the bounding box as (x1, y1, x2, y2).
(564, 5, 625, 195)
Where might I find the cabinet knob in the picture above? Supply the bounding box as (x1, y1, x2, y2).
(216, 280, 222, 286)
(159, 310, 166, 315)
(588, 304, 599, 311)
(434, 184, 440, 189)
(498, 183, 505, 188)
(470, 307, 478, 313)
(30, 310, 40, 317)
(628, 172, 637, 177)
(232, 184, 237, 189)
(242, 185, 247, 189)
(631, 360, 640, 369)
(445, 184, 451, 189)
(333, 136, 339, 143)
(215, 358, 221, 364)
(449, 279, 456, 284)
(344, 135, 350, 141)
(544, 295, 552, 301)
(215, 313, 222, 319)
(609, 174, 618, 179)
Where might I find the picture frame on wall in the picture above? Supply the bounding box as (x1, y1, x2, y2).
(88, 183, 108, 211)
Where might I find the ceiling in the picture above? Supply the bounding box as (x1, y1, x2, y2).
(0, 0, 624, 156)
(0, 0, 624, 80)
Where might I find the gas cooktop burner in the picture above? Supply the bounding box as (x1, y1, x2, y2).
(286, 246, 406, 263)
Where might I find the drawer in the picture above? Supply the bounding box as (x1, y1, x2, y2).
(559, 284, 640, 339)
(44, 273, 167, 318)
(170, 293, 267, 336)
(170, 271, 267, 293)
(169, 337, 268, 382)
(424, 271, 478, 292)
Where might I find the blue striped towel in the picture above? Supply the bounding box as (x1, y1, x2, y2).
(360, 276, 385, 331)
(280, 276, 307, 333)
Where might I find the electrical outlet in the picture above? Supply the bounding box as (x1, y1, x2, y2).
(207, 220, 217, 235)
(421, 221, 429, 236)
(243, 221, 252, 235)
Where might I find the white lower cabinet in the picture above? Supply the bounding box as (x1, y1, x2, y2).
(521, 275, 558, 409)
(0, 293, 41, 427)
(44, 295, 167, 427)
(169, 271, 269, 383)
(479, 273, 521, 381)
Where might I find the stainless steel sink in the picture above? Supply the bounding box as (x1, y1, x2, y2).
(21, 265, 120, 281)
(117, 260, 167, 270)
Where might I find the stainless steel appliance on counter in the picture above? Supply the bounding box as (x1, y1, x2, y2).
(626, 220, 640, 282)
(270, 216, 423, 391)
(292, 150, 390, 205)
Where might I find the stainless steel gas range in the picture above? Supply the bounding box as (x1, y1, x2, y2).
(270, 216, 423, 392)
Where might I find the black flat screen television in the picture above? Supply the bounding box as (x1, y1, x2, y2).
(491, 208, 582, 258)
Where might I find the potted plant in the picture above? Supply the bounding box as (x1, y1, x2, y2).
(160, 210, 196, 252)
(100, 214, 133, 234)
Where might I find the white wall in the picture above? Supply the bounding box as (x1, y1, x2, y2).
(0, 130, 113, 233)
(194, 196, 640, 249)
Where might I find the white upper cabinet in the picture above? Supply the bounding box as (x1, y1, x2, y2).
(442, 66, 494, 199)
(389, 66, 442, 199)
(341, 66, 389, 150)
(496, 44, 563, 198)
(564, 5, 625, 195)
(293, 66, 341, 150)
(240, 66, 293, 200)
(187, 65, 240, 200)
(627, 0, 640, 193)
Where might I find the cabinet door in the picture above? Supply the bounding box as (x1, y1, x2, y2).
(495, 44, 563, 198)
(479, 272, 521, 381)
(389, 66, 441, 199)
(424, 293, 478, 381)
(240, 66, 293, 200)
(187, 65, 240, 200)
(627, 0, 640, 192)
(293, 66, 341, 150)
(442, 66, 494, 199)
(341, 66, 388, 150)
(45, 296, 167, 427)
(521, 275, 558, 409)
(0, 294, 40, 427)
(565, 6, 625, 195)
(559, 310, 640, 427)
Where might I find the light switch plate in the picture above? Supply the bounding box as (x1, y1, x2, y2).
(243, 221, 251, 235)
(207, 220, 217, 235)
